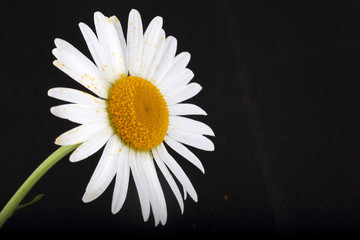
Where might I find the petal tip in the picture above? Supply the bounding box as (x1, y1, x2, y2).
(78, 22, 86, 29)
(111, 206, 120, 215)
(49, 106, 56, 115)
(47, 89, 54, 97)
(54, 138, 63, 146)
(69, 151, 80, 162)
(130, 9, 140, 15)
(94, 11, 104, 17)
(82, 193, 92, 203)
(51, 48, 59, 56)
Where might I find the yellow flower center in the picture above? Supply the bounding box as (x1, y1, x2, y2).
(107, 75, 169, 151)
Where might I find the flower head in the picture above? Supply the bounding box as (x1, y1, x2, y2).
(48, 9, 214, 226)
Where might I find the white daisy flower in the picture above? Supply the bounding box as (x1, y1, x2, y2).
(48, 9, 214, 226)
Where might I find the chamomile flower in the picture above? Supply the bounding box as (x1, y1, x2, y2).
(48, 9, 214, 226)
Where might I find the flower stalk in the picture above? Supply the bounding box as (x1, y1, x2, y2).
(0, 144, 79, 228)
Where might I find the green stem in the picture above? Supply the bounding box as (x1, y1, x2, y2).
(0, 144, 79, 228)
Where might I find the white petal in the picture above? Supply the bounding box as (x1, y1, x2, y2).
(52, 39, 111, 98)
(164, 135, 205, 173)
(144, 29, 165, 81)
(69, 126, 114, 162)
(169, 116, 214, 136)
(79, 22, 111, 81)
(54, 37, 105, 74)
(136, 163, 159, 225)
(110, 16, 128, 73)
(82, 134, 120, 202)
(129, 148, 150, 222)
(53, 58, 110, 98)
(139, 16, 163, 79)
(158, 52, 190, 90)
(152, 148, 184, 213)
(163, 68, 194, 93)
(165, 83, 202, 106)
(146, 151, 167, 226)
(50, 104, 108, 124)
(112, 145, 130, 214)
(94, 12, 126, 82)
(137, 151, 167, 226)
(48, 87, 106, 107)
(167, 126, 214, 151)
(154, 143, 198, 202)
(169, 103, 207, 116)
(55, 119, 110, 145)
(127, 9, 144, 76)
(151, 36, 177, 85)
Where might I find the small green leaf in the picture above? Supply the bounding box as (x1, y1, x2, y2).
(15, 194, 45, 211)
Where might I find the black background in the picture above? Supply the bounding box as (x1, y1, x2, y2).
(1, 0, 360, 237)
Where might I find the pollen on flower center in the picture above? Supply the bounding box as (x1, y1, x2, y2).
(107, 75, 169, 151)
